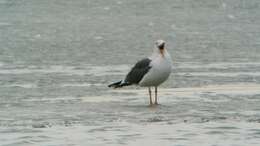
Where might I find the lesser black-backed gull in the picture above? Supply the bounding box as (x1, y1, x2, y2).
(108, 40, 172, 105)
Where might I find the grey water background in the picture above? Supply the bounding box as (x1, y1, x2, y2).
(1, 0, 260, 145)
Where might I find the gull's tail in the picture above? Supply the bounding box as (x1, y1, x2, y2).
(108, 80, 131, 88)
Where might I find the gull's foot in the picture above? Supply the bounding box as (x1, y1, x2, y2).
(148, 103, 157, 108)
(148, 103, 160, 108)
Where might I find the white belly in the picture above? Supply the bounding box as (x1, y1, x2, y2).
(139, 56, 172, 87)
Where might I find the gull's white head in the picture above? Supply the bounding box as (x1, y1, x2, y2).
(155, 40, 166, 56)
(156, 40, 165, 49)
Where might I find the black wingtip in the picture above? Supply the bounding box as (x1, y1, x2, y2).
(108, 81, 131, 88)
(108, 81, 122, 88)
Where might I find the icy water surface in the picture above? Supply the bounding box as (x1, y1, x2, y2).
(1, 0, 260, 146)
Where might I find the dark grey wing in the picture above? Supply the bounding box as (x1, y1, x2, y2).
(125, 58, 152, 84)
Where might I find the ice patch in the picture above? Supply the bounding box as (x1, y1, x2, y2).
(61, 83, 103, 87)
(88, 65, 129, 76)
(0, 65, 129, 76)
(1, 84, 37, 89)
(0, 22, 11, 26)
(228, 14, 235, 19)
(175, 62, 260, 69)
(80, 95, 123, 103)
(116, 1, 123, 5)
(171, 24, 176, 29)
(94, 36, 103, 40)
(222, 3, 227, 9)
(0, 65, 86, 75)
(148, 22, 154, 26)
(34, 34, 41, 38)
(109, 83, 260, 102)
(176, 72, 260, 77)
(104, 6, 110, 10)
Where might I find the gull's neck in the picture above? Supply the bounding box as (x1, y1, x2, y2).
(150, 47, 168, 59)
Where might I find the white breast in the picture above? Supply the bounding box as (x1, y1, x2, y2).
(139, 51, 172, 87)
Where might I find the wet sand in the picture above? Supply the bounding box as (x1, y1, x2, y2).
(1, 0, 260, 145)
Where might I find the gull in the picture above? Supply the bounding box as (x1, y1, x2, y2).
(108, 40, 172, 105)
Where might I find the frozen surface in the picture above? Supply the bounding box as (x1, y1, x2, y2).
(0, 0, 260, 146)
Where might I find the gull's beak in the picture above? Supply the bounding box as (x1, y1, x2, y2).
(158, 43, 165, 57)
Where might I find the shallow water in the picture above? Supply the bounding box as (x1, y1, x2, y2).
(1, 0, 260, 146)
